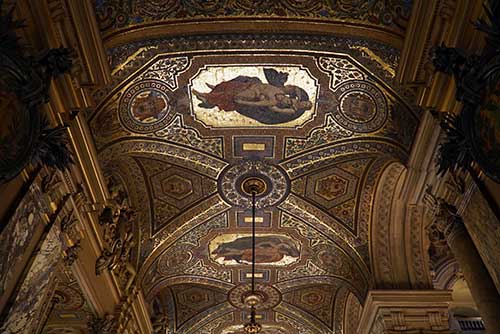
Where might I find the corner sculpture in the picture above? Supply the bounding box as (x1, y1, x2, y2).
(0, 1, 73, 183)
(431, 2, 500, 184)
(95, 177, 137, 294)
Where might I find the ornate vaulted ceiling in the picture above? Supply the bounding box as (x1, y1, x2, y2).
(87, 2, 418, 332)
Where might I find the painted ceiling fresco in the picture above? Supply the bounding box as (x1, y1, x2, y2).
(93, 0, 412, 37)
(89, 34, 419, 333)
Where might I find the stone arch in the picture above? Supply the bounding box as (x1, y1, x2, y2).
(371, 161, 407, 288)
(371, 160, 434, 289)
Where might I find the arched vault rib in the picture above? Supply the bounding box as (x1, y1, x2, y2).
(274, 276, 363, 304)
(370, 161, 434, 289)
(280, 139, 408, 179)
(274, 303, 332, 334)
(139, 212, 232, 291)
(146, 276, 235, 301)
(278, 199, 371, 288)
(99, 139, 228, 179)
(151, 282, 235, 334)
(370, 161, 406, 287)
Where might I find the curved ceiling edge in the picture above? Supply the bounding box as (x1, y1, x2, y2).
(102, 19, 405, 50)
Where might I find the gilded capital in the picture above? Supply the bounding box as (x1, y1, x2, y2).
(432, 199, 466, 242)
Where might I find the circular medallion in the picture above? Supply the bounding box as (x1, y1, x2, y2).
(53, 285, 84, 311)
(316, 247, 351, 277)
(241, 177, 268, 196)
(219, 160, 289, 209)
(228, 283, 281, 310)
(335, 80, 388, 133)
(119, 80, 172, 133)
(158, 246, 194, 275)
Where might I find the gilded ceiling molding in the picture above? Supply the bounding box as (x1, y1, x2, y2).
(274, 276, 362, 303)
(277, 200, 371, 292)
(79, 14, 433, 331)
(356, 157, 396, 261)
(191, 311, 234, 334)
(333, 287, 351, 334)
(145, 194, 230, 264)
(281, 155, 396, 283)
(279, 195, 365, 257)
(275, 312, 318, 334)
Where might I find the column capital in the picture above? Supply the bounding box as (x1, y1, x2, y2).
(432, 199, 466, 243)
(357, 290, 453, 334)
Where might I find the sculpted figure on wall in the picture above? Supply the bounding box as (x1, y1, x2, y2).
(95, 176, 137, 293)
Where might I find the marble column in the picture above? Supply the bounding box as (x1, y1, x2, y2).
(433, 200, 500, 334)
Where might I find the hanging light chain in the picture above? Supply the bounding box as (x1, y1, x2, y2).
(251, 190, 256, 295)
(241, 176, 265, 334)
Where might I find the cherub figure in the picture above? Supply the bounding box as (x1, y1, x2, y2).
(192, 68, 313, 124)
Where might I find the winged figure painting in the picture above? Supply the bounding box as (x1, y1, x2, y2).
(192, 68, 313, 124)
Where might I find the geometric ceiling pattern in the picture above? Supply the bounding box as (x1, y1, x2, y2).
(89, 24, 419, 332)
